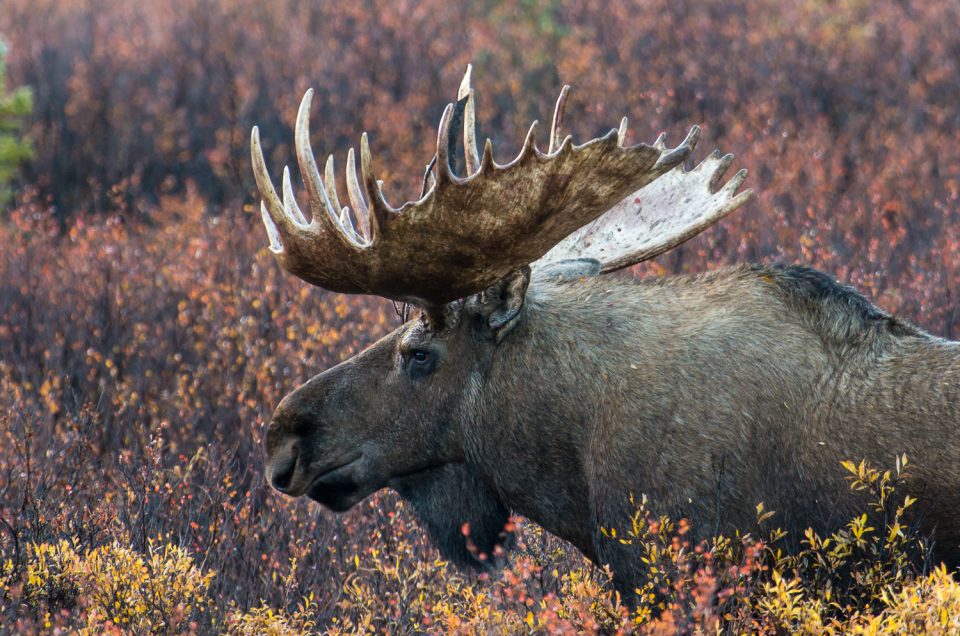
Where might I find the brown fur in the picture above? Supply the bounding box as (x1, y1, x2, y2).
(265, 263, 960, 592)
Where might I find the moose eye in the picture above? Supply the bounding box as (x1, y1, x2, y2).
(404, 347, 437, 379)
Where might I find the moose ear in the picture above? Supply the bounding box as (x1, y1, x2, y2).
(475, 266, 531, 343)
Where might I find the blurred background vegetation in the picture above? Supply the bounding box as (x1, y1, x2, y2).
(1, 0, 960, 632)
(0, 40, 33, 207)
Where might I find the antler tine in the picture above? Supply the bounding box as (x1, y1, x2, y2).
(722, 168, 750, 200)
(549, 85, 570, 154)
(435, 103, 458, 183)
(281, 166, 308, 226)
(419, 155, 438, 199)
(345, 147, 374, 241)
(458, 65, 481, 175)
(323, 155, 344, 214)
(617, 117, 629, 147)
(294, 90, 356, 245)
(251, 126, 301, 247)
(360, 132, 392, 242)
(479, 137, 496, 172)
(457, 64, 472, 99)
(653, 125, 700, 169)
(700, 151, 749, 204)
(259, 202, 282, 252)
(519, 120, 539, 162)
(700, 150, 730, 182)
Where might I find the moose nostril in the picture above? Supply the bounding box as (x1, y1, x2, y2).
(270, 445, 299, 492)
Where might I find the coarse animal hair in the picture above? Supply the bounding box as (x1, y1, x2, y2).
(264, 263, 960, 593)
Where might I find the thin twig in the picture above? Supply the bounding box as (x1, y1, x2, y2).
(392, 301, 410, 324)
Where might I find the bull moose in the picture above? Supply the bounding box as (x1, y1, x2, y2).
(250, 67, 960, 593)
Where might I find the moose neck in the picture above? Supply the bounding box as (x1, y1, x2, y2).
(461, 277, 638, 559)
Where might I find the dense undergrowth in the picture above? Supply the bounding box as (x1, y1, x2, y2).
(1, 0, 960, 633)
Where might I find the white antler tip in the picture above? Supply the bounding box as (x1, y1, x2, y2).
(724, 169, 749, 194)
(360, 132, 377, 189)
(523, 120, 539, 148)
(280, 165, 309, 226)
(296, 90, 315, 137)
(617, 117, 629, 146)
(458, 64, 473, 100)
(260, 201, 283, 253)
(345, 146, 369, 213)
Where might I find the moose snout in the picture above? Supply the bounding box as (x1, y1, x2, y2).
(265, 393, 317, 495)
(267, 439, 299, 493)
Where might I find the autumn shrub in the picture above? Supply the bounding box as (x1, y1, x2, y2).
(239, 457, 960, 633)
(18, 537, 215, 634)
(534, 455, 943, 634)
(225, 595, 319, 636)
(0, 359, 955, 634)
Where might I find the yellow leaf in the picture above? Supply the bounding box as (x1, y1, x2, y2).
(888, 523, 901, 542)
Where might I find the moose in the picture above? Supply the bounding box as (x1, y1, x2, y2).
(250, 68, 960, 594)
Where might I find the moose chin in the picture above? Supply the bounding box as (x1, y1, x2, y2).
(250, 66, 960, 595)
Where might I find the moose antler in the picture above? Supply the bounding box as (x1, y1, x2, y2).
(251, 67, 703, 308)
(533, 146, 752, 274)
